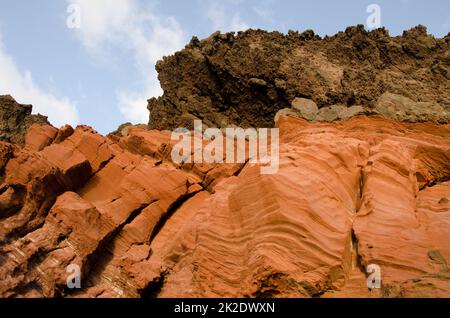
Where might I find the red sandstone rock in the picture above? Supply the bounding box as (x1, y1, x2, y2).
(53, 125, 75, 144)
(24, 124, 58, 151)
(147, 116, 449, 298)
(0, 115, 447, 298)
(2, 25, 449, 299)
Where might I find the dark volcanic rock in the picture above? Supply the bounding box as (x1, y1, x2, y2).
(148, 25, 450, 130)
(0, 95, 50, 145)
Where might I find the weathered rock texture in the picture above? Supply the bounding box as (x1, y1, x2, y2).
(0, 121, 245, 297)
(148, 25, 450, 130)
(1, 26, 450, 298)
(0, 95, 50, 145)
(0, 114, 449, 298)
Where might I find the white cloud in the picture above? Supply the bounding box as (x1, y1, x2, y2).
(71, 0, 185, 124)
(206, 1, 249, 32)
(443, 15, 450, 34)
(253, 7, 271, 20)
(117, 93, 149, 125)
(0, 33, 79, 127)
(252, 0, 276, 24)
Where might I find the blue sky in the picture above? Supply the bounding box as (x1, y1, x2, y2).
(0, 0, 449, 134)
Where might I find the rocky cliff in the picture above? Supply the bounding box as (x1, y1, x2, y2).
(0, 26, 449, 298)
(148, 25, 450, 130)
(0, 116, 449, 298)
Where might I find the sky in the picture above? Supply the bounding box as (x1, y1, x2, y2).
(0, 0, 449, 134)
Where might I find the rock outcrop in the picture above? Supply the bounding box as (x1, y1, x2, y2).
(1, 26, 449, 298)
(148, 25, 450, 130)
(148, 116, 450, 298)
(0, 114, 449, 298)
(0, 95, 50, 145)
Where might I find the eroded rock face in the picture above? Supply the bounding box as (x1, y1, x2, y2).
(1, 25, 450, 299)
(0, 114, 448, 298)
(148, 25, 450, 130)
(147, 116, 450, 298)
(375, 92, 450, 123)
(0, 121, 245, 297)
(0, 95, 50, 145)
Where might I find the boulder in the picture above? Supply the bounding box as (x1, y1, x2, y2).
(291, 98, 318, 121)
(316, 105, 367, 122)
(274, 108, 299, 123)
(375, 92, 450, 123)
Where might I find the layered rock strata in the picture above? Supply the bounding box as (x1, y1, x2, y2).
(148, 25, 450, 130)
(0, 115, 448, 298)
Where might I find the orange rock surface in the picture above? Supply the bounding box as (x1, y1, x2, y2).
(0, 115, 449, 298)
